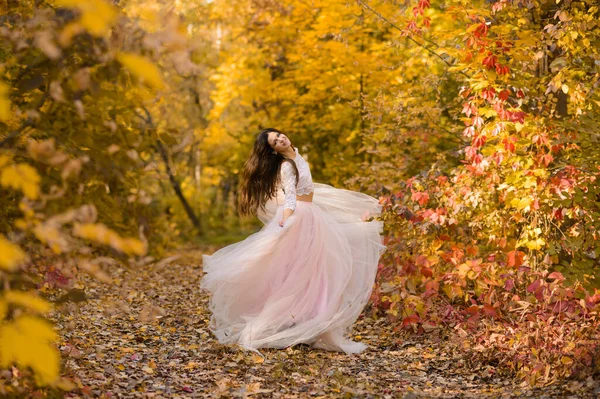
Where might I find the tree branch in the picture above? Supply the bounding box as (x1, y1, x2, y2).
(356, 0, 471, 79)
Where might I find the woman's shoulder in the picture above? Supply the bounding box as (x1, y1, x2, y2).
(280, 159, 294, 172)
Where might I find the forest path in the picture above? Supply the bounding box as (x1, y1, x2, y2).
(50, 250, 596, 398)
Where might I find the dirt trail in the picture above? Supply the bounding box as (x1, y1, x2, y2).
(50, 251, 599, 398)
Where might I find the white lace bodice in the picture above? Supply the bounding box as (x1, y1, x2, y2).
(280, 147, 314, 211)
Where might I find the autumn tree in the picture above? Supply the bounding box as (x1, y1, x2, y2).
(0, 0, 211, 390)
(363, 0, 600, 384)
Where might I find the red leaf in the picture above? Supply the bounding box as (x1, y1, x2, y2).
(411, 191, 429, 206)
(482, 54, 497, 69)
(466, 245, 479, 256)
(465, 145, 478, 160)
(415, 255, 429, 266)
(471, 134, 486, 148)
(402, 314, 420, 328)
(553, 207, 564, 221)
(503, 136, 516, 152)
(481, 86, 496, 101)
(527, 279, 541, 293)
(548, 271, 565, 281)
(473, 23, 488, 38)
(406, 19, 418, 32)
(495, 64, 510, 75)
(505, 278, 515, 291)
(424, 279, 439, 294)
(466, 305, 479, 315)
(540, 153, 554, 167)
(418, 0, 431, 9)
(482, 304, 497, 317)
(511, 111, 525, 123)
(507, 250, 524, 267)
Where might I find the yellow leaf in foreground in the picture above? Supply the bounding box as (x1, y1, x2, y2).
(0, 81, 10, 121)
(54, 0, 118, 36)
(4, 290, 53, 314)
(0, 300, 7, 319)
(0, 236, 27, 271)
(116, 52, 165, 90)
(119, 237, 146, 256)
(55, 378, 76, 391)
(53, 0, 86, 5)
(33, 223, 68, 254)
(0, 163, 41, 199)
(0, 154, 11, 169)
(0, 315, 59, 385)
(58, 22, 84, 47)
(80, 2, 118, 36)
(73, 223, 146, 256)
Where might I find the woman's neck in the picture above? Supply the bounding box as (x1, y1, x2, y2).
(281, 146, 296, 160)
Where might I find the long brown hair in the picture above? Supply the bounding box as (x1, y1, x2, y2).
(237, 128, 299, 216)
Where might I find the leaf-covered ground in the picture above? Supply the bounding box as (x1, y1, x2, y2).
(49, 251, 600, 398)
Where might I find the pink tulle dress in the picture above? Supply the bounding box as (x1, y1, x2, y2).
(200, 147, 386, 356)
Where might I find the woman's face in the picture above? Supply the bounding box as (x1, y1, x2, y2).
(267, 131, 291, 153)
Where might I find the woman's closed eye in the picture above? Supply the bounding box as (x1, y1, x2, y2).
(271, 133, 279, 147)
(274, 133, 284, 147)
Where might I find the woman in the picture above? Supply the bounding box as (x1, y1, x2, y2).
(200, 128, 386, 356)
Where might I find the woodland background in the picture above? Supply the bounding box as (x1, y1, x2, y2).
(0, 0, 599, 395)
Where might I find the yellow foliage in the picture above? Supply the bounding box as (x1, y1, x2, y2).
(120, 238, 146, 256)
(122, 4, 161, 33)
(405, 295, 426, 317)
(4, 290, 53, 314)
(116, 52, 165, 90)
(0, 236, 27, 271)
(33, 224, 69, 254)
(0, 315, 59, 385)
(0, 81, 10, 121)
(0, 154, 11, 169)
(525, 238, 545, 251)
(456, 263, 472, 279)
(54, 0, 118, 36)
(561, 356, 573, 366)
(73, 223, 146, 255)
(443, 284, 463, 300)
(0, 163, 41, 199)
(510, 197, 532, 212)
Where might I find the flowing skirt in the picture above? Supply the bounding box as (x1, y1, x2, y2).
(199, 183, 386, 356)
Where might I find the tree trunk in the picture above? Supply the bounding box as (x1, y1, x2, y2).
(156, 140, 203, 235)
